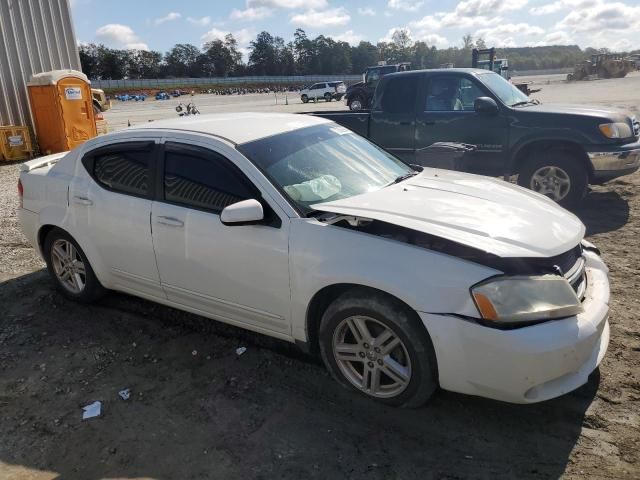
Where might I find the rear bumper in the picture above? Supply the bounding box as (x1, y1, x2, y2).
(587, 142, 640, 182)
(420, 250, 609, 404)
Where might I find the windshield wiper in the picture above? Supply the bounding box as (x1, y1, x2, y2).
(386, 171, 418, 186)
(510, 99, 540, 107)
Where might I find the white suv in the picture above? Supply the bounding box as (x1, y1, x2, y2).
(301, 82, 346, 103)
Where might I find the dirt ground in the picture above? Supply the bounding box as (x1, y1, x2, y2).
(1, 79, 640, 479)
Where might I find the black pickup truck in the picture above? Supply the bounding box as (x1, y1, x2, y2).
(311, 68, 640, 206)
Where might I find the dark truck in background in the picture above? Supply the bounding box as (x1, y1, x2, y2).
(345, 62, 411, 111)
(311, 68, 640, 206)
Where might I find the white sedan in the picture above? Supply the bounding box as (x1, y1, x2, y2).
(18, 113, 610, 407)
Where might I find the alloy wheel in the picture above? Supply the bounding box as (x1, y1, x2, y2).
(350, 99, 362, 111)
(332, 315, 412, 398)
(50, 239, 87, 294)
(530, 165, 571, 201)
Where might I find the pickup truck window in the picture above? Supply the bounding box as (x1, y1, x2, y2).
(426, 77, 484, 112)
(479, 72, 528, 107)
(366, 70, 380, 85)
(378, 75, 420, 114)
(238, 124, 410, 213)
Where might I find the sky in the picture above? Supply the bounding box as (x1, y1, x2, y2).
(70, 0, 640, 57)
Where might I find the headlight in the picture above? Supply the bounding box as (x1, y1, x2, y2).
(599, 122, 632, 139)
(471, 275, 583, 325)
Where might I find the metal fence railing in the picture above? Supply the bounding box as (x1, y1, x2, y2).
(91, 75, 362, 90)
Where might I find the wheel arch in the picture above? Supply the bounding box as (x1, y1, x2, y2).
(511, 139, 594, 181)
(37, 224, 59, 255)
(37, 223, 109, 288)
(304, 283, 430, 357)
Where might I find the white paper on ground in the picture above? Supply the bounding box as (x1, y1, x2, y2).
(82, 401, 102, 420)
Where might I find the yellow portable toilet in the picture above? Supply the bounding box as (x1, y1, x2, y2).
(27, 70, 97, 155)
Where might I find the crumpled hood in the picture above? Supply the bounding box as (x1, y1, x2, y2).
(313, 169, 585, 258)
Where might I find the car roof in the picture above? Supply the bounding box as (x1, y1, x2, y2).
(131, 112, 332, 145)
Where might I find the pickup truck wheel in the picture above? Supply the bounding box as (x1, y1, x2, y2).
(324, 93, 332, 102)
(517, 152, 588, 207)
(301, 95, 308, 103)
(44, 229, 105, 303)
(319, 290, 438, 408)
(349, 97, 364, 111)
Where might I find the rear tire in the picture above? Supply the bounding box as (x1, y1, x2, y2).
(517, 151, 588, 208)
(319, 289, 438, 408)
(43, 228, 106, 303)
(324, 93, 332, 102)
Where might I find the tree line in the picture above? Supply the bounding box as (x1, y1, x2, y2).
(79, 28, 635, 80)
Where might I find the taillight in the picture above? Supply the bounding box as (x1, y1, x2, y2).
(18, 179, 23, 208)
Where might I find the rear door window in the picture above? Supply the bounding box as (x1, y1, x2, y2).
(85, 142, 155, 198)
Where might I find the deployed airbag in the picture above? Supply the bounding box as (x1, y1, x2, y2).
(284, 175, 341, 202)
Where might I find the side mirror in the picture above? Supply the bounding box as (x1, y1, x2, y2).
(220, 199, 264, 225)
(474, 97, 499, 115)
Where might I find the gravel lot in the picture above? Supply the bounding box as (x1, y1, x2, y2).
(1, 74, 639, 479)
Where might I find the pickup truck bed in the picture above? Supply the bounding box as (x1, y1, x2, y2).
(310, 111, 370, 138)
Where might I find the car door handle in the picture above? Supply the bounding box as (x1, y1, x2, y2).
(156, 216, 184, 227)
(73, 196, 93, 206)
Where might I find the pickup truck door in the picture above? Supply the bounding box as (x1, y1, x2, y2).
(415, 74, 509, 175)
(369, 74, 420, 164)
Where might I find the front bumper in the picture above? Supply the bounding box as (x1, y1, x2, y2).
(587, 141, 640, 182)
(420, 250, 610, 404)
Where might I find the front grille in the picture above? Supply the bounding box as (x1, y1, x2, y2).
(529, 244, 587, 301)
(564, 256, 587, 300)
(548, 244, 583, 275)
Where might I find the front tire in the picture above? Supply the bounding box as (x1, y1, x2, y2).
(301, 95, 308, 103)
(44, 229, 105, 303)
(348, 96, 364, 111)
(319, 289, 438, 408)
(517, 151, 588, 208)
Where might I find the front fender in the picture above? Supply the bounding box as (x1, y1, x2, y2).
(508, 134, 590, 175)
(288, 219, 498, 342)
